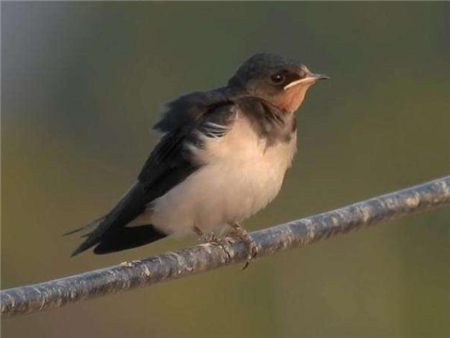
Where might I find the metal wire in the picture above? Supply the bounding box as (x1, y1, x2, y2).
(1, 175, 449, 318)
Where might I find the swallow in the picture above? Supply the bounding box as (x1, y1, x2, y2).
(67, 53, 328, 265)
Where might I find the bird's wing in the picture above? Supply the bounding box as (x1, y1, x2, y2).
(70, 99, 238, 256)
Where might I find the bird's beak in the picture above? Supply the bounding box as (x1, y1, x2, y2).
(310, 73, 330, 81)
(284, 73, 330, 90)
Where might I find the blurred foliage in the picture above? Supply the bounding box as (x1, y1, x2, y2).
(2, 2, 450, 338)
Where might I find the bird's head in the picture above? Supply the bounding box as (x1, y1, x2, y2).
(228, 53, 328, 113)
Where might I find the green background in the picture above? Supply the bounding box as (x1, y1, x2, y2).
(2, 2, 449, 338)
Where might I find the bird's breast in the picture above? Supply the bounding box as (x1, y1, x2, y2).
(150, 115, 297, 235)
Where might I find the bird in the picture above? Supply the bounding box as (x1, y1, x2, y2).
(67, 53, 328, 266)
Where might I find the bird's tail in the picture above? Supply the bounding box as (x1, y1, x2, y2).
(91, 225, 166, 255)
(63, 216, 105, 237)
(65, 217, 166, 257)
(66, 182, 167, 257)
(64, 216, 108, 257)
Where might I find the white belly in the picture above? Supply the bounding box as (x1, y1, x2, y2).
(144, 116, 297, 235)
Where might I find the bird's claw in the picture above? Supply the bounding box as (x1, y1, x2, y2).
(242, 239, 258, 270)
(193, 226, 233, 260)
(200, 232, 220, 243)
(194, 226, 221, 244)
(229, 223, 258, 270)
(194, 224, 258, 268)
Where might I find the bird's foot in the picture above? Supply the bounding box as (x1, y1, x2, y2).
(193, 226, 221, 244)
(230, 223, 258, 270)
(193, 226, 232, 260)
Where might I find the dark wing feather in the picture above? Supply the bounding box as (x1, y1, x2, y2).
(153, 89, 233, 133)
(70, 91, 238, 256)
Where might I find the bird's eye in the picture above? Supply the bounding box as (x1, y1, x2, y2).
(270, 73, 285, 84)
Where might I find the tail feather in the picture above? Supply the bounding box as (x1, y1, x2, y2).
(93, 225, 166, 254)
(69, 182, 149, 257)
(70, 230, 102, 257)
(63, 216, 105, 237)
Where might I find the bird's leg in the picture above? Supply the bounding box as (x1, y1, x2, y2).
(229, 223, 258, 269)
(193, 226, 222, 244)
(193, 226, 232, 261)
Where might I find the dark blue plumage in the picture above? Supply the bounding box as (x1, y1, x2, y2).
(70, 90, 236, 256)
(67, 53, 327, 257)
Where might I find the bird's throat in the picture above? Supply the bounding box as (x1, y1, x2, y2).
(274, 85, 311, 114)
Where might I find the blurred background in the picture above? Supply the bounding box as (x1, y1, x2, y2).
(2, 2, 450, 338)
